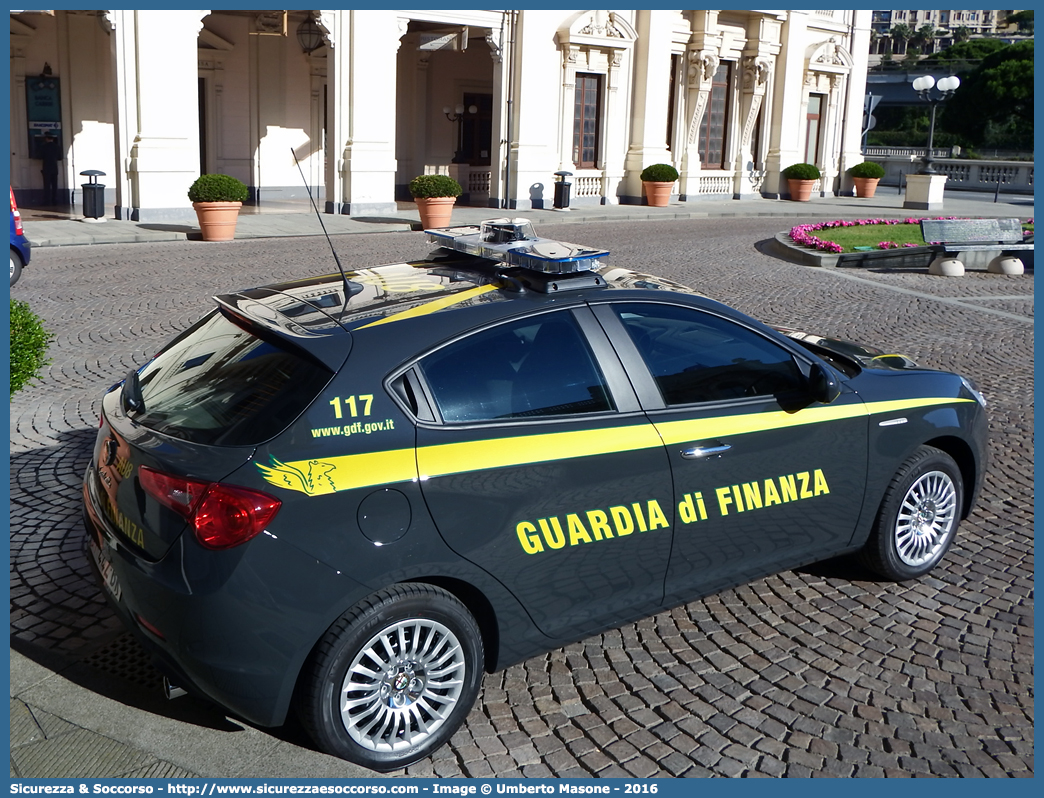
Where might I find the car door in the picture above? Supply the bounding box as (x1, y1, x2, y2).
(592, 301, 869, 606)
(412, 306, 676, 640)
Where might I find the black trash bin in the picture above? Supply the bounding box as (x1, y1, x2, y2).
(80, 170, 106, 219)
(553, 170, 573, 210)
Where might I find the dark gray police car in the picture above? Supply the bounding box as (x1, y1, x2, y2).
(83, 219, 987, 771)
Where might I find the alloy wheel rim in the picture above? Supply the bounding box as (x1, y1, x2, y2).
(894, 470, 957, 567)
(340, 618, 466, 752)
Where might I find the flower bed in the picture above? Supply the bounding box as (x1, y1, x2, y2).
(791, 217, 1035, 254)
(788, 217, 959, 254)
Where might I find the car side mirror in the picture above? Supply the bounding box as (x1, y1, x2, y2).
(809, 363, 841, 404)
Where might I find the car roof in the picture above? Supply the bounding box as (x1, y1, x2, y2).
(214, 222, 705, 362)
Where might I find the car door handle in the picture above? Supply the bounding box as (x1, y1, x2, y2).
(681, 441, 731, 459)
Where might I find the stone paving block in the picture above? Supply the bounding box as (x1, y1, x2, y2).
(11, 729, 153, 778)
(9, 700, 45, 749)
(124, 761, 199, 778)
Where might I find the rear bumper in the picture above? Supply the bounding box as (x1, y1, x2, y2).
(12, 237, 30, 265)
(82, 464, 365, 727)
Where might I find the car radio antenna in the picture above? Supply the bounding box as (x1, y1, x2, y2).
(291, 148, 352, 301)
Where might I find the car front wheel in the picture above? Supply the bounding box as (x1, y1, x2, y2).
(861, 445, 963, 581)
(298, 584, 484, 772)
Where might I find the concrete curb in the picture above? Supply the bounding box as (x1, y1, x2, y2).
(770, 231, 954, 271)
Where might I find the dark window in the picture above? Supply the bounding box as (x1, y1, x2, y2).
(666, 54, 679, 151)
(750, 105, 763, 169)
(698, 62, 731, 169)
(572, 74, 602, 168)
(420, 311, 614, 423)
(461, 92, 493, 166)
(129, 311, 332, 446)
(805, 94, 824, 166)
(612, 303, 805, 405)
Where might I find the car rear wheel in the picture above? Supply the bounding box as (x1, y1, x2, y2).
(298, 584, 484, 772)
(10, 249, 23, 286)
(861, 445, 963, 581)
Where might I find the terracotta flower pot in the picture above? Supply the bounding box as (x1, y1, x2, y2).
(852, 177, 881, 198)
(643, 181, 674, 207)
(193, 201, 242, 241)
(415, 196, 457, 229)
(787, 179, 815, 202)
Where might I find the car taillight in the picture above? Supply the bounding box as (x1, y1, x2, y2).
(139, 466, 281, 550)
(11, 187, 24, 235)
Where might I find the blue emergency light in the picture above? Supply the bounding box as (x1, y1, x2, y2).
(426, 219, 610, 274)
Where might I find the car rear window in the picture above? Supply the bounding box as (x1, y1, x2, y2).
(126, 310, 333, 446)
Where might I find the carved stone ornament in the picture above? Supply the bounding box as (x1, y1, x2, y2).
(807, 37, 854, 72)
(318, 12, 336, 50)
(741, 93, 763, 147)
(688, 49, 719, 86)
(687, 90, 710, 145)
(701, 51, 720, 82)
(815, 38, 844, 65)
(579, 11, 625, 38)
(742, 56, 770, 90)
(485, 28, 503, 62)
(255, 12, 283, 34)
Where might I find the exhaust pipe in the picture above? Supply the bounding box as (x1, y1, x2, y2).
(163, 677, 187, 700)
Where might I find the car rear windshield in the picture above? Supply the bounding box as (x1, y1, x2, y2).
(126, 310, 333, 446)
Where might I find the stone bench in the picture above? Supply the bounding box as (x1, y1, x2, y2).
(920, 218, 1033, 276)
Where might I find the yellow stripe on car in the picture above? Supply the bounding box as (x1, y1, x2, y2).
(357, 284, 499, 330)
(416, 424, 664, 478)
(654, 396, 970, 445)
(258, 396, 973, 496)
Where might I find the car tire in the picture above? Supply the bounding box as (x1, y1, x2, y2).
(861, 445, 963, 581)
(298, 583, 484, 772)
(10, 249, 23, 286)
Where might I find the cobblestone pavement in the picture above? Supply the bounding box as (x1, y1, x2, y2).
(10, 218, 1033, 777)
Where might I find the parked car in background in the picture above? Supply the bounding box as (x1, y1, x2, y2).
(10, 187, 31, 286)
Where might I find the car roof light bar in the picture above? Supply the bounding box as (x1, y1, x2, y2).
(426, 218, 609, 274)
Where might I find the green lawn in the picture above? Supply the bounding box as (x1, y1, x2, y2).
(819, 223, 926, 252)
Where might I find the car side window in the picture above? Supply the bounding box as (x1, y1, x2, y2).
(612, 303, 805, 405)
(419, 311, 615, 423)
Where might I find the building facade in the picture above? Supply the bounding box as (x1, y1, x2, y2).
(9, 9, 872, 220)
(869, 9, 1025, 54)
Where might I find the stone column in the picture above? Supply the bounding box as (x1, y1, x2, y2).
(109, 10, 205, 221)
(485, 23, 508, 209)
(9, 17, 35, 193)
(678, 47, 717, 200)
(620, 10, 673, 204)
(764, 11, 808, 198)
(839, 11, 873, 192)
(322, 10, 399, 215)
(733, 54, 771, 198)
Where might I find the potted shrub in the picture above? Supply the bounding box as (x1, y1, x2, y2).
(189, 174, 249, 242)
(409, 174, 462, 229)
(781, 163, 820, 202)
(848, 161, 886, 198)
(640, 163, 679, 207)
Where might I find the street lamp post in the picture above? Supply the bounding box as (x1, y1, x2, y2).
(911, 74, 960, 175)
